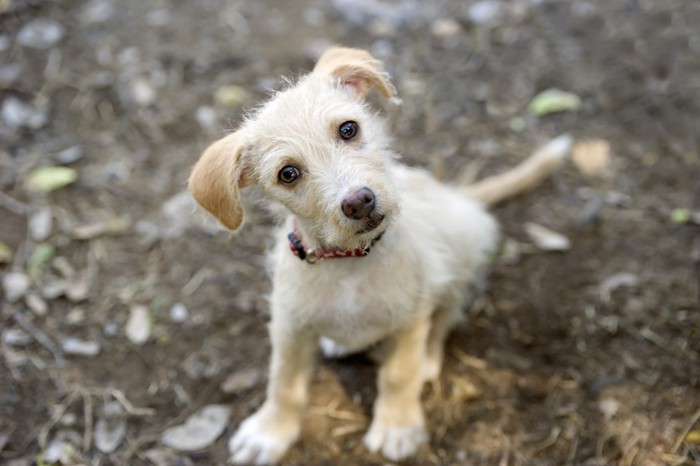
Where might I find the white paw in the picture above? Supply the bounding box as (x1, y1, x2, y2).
(229, 409, 300, 465)
(363, 421, 428, 461)
(319, 337, 351, 358)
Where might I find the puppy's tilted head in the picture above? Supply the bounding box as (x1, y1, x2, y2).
(189, 47, 401, 250)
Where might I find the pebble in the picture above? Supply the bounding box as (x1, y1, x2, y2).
(3, 272, 30, 303)
(66, 307, 86, 325)
(169, 303, 188, 323)
(431, 18, 462, 37)
(126, 305, 152, 345)
(598, 398, 619, 420)
(65, 274, 90, 302)
(0, 64, 22, 88)
(468, 0, 503, 25)
(2, 329, 32, 346)
(1, 97, 32, 130)
(147, 9, 171, 27)
(61, 337, 101, 356)
(131, 77, 156, 106)
(81, 0, 114, 24)
(43, 437, 74, 464)
(29, 207, 53, 242)
(17, 19, 65, 49)
(195, 106, 217, 131)
(26, 293, 48, 316)
(41, 279, 66, 300)
(54, 145, 84, 165)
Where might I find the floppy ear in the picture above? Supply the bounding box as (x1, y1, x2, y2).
(313, 47, 400, 102)
(188, 130, 250, 231)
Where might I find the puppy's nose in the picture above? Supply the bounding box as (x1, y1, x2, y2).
(342, 187, 376, 219)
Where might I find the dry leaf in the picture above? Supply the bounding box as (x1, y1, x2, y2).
(94, 401, 126, 453)
(221, 368, 261, 394)
(450, 376, 481, 402)
(73, 217, 132, 240)
(524, 222, 571, 251)
(161, 404, 230, 451)
(572, 140, 611, 176)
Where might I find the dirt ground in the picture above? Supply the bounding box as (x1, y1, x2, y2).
(1, 0, 699, 465)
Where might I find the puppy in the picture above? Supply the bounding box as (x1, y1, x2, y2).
(188, 47, 571, 465)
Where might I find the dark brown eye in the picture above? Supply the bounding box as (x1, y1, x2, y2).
(339, 121, 359, 140)
(278, 165, 300, 185)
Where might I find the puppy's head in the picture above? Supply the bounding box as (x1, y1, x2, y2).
(189, 47, 401, 250)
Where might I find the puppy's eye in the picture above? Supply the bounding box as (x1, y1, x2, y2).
(339, 121, 359, 140)
(278, 165, 300, 185)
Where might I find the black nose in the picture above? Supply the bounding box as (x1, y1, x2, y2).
(342, 187, 376, 219)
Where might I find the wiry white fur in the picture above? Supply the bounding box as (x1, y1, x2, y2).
(188, 47, 570, 465)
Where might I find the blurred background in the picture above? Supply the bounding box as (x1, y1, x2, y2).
(1, 0, 699, 465)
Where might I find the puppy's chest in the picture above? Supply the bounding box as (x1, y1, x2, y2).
(278, 259, 422, 348)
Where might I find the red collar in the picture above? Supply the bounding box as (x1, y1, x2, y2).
(288, 223, 384, 264)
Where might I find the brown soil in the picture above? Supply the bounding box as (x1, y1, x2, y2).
(1, 0, 699, 465)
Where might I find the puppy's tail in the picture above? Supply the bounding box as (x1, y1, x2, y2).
(460, 134, 573, 207)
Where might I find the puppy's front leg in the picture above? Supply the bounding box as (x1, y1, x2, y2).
(229, 322, 316, 465)
(364, 316, 431, 461)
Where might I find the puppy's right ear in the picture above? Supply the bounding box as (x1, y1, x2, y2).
(188, 130, 250, 231)
(313, 47, 400, 103)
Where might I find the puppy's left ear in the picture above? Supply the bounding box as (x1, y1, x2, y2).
(313, 47, 400, 103)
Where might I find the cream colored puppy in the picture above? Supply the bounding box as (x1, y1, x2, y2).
(189, 47, 571, 465)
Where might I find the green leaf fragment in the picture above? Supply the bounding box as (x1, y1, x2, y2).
(214, 85, 249, 108)
(528, 88, 581, 116)
(26, 166, 78, 192)
(671, 208, 690, 224)
(0, 241, 13, 264)
(29, 243, 55, 277)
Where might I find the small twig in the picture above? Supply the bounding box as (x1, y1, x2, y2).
(331, 423, 365, 437)
(122, 371, 226, 462)
(498, 448, 510, 466)
(122, 432, 160, 462)
(637, 327, 699, 363)
(82, 391, 94, 452)
(12, 310, 64, 363)
(83, 388, 155, 417)
(308, 400, 366, 423)
(530, 426, 562, 455)
(38, 391, 80, 448)
(451, 347, 488, 370)
(565, 432, 579, 464)
(0, 191, 28, 216)
(670, 407, 700, 454)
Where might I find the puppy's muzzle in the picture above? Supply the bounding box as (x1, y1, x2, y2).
(342, 187, 376, 220)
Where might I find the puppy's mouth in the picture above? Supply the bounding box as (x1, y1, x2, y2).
(356, 214, 385, 235)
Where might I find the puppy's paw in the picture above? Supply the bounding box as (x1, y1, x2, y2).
(363, 419, 428, 461)
(229, 409, 300, 465)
